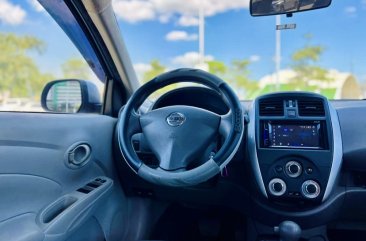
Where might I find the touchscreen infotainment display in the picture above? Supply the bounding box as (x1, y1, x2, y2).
(270, 124, 320, 148)
(261, 121, 325, 149)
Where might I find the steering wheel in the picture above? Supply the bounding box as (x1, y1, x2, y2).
(117, 68, 244, 187)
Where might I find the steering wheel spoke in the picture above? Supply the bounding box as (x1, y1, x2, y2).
(219, 111, 233, 140)
(126, 110, 142, 137)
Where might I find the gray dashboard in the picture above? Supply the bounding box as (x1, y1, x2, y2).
(116, 87, 366, 228)
(244, 99, 366, 170)
(151, 87, 366, 172)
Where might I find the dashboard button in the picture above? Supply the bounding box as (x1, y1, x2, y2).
(287, 110, 297, 117)
(275, 165, 283, 173)
(268, 178, 286, 196)
(289, 164, 299, 173)
(285, 161, 302, 178)
(306, 184, 317, 194)
(273, 182, 283, 192)
(302, 180, 321, 199)
(305, 167, 313, 174)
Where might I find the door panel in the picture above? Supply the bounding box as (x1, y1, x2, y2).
(0, 174, 61, 222)
(0, 113, 125, 241)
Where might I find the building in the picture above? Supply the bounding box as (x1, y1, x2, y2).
(255, 69, 363, 99)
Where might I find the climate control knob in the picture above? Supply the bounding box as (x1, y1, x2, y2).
(302, 180, 321, 199)
(285, 161, 302, 178)
(268, 178, 286, 196)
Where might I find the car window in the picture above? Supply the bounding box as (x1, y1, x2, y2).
(114, 0, 366, 100)
(0, 0, 105, 112)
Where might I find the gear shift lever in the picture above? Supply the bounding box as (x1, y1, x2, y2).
(274, 221, 302, 241)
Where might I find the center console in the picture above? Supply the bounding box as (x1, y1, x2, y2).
(248, 92, 342, 205)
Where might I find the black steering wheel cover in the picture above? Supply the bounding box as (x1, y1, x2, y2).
(118, 68, 244, 176)
(118, 106, 142, 172)
(214, 83, 243, 166)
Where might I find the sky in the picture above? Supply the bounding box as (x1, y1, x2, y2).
(0, 0, 366, 84)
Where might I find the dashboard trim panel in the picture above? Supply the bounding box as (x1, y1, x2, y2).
(249, 93, 342, 203)
(322, 102, 343, 201)
(248, 101, 268, 198)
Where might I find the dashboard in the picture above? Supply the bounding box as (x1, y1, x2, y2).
(249, 92, 341, 205)
(115, 86, 366, 229)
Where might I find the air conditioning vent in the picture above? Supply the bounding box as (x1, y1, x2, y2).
(298, 99, 325, 116)
(259, 99, 284, 116)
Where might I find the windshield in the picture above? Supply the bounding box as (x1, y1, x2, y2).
(114, 0, 366, 100)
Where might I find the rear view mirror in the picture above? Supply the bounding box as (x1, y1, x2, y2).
(41, 79, 102, 113)
(250, 0, 331, 17)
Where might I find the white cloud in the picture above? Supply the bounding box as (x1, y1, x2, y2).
(172, 51, 214, 67)
(158, 13, 172, 23)
(166, 30, 198, 41)
(134, 63, 152, 79)
(345, 6, 357, 15)
(113, 0, 156, 23)
(0, 0, 26, 25)
(151, 0, 249, 17)
(249, 55, 261, 62)
(178, 15, 199, 26)
(112, 0, 249, 25)
(28, 0, 44, 12)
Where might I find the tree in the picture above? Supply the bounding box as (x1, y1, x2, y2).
(290, 35, 332, 89)
(141, 60, 176, 99)
(207, 59, 258, 99)
(0, 33, 52, 100)
(142, 60, 166, 83)
(62, 58, 90, 80)
(207, 60, 227, 76)
(230, 59, 259, 99)
(140, 58, 258, 100)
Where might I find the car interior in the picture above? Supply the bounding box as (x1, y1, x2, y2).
(1, 0, 366, 241)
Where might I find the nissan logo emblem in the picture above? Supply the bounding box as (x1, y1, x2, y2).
(166, 112, 186, 127)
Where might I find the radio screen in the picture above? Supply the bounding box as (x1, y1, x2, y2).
(270, 124, 320, 148)
(264, 122, 323, 149)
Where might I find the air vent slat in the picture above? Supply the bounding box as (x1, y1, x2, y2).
(259, 99, 284, 116)
(298, 99, 325, 116)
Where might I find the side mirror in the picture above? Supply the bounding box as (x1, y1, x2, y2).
(41, 79, 102, 113)
(250, 0, 332, 17)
